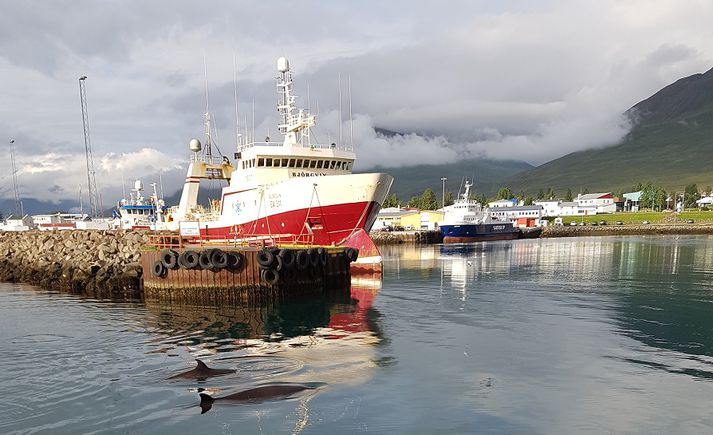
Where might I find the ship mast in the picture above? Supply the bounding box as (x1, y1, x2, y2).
(276, 57, 315, 147)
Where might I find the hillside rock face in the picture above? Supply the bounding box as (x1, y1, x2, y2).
(503, 66, 713, 195)
(628, 67, 713, 125)
(0, 230, 146, 298)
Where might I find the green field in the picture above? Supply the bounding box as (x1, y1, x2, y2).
(555, 210, 713, 225)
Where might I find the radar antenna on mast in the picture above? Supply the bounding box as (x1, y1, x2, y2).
(78, 76, 102, 218)
(276, 57, 315, 147)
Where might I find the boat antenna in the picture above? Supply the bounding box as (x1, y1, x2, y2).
(233, 52, 241, 148)
(338, 73, 343, 148)
(158, 170, 164, 200)
(121, 171, 126, 200)
(202, 50, 212, 157)
(78, 184, 83, 215)
(251, 98, 255, 145)
(348, 75, 354, 150)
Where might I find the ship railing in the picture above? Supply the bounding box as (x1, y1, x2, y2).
(222, 227, 316, 248)
(147, 233, 184, 249)
(190, 154, 225, 165)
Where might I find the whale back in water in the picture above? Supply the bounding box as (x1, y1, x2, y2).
(199, 383, 322, 413)
(168, 359, 236, 380)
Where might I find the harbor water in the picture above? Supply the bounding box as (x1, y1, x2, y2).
(3, 235, 713, 434)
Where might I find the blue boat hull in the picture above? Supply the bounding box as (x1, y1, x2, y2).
(440, 223, 519, 243)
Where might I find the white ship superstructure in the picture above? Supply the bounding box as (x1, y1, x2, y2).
(167, 58, 393, 267)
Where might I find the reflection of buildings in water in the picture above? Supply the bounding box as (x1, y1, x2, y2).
(381, 244, 440, 278)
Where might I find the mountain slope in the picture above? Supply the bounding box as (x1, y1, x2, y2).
(363, 159, 533, 199)
(504, 67, 713, 195)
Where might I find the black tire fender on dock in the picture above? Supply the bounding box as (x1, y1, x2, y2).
(261, 268, 280, 285)
(256, 249, 276, 269)
(307, 248, 320, 267)
(209, 249, 228, 269)
(295, 250, 309, 270)
(317, 247, 328, 267)
(178, 250, 200, 269)
(198, 250, 213, 270)
(160, 249, 179, 270)
(226, 251, 243, 270)
(345, 247, 359, 263)
(151, 260, 167, 278)
(278, 249, 295, 269)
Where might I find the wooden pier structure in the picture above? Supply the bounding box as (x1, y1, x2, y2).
(141, 235, 358, 303)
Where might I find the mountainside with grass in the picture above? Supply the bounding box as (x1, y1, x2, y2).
(504, 67, 713, 195)
(362, 158, 533, 200)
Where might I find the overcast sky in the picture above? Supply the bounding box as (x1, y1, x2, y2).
(1, 0, 713, 204)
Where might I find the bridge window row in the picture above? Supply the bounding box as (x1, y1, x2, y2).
(242, 158, 353, 171)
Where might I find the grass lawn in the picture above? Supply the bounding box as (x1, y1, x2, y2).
(556, 210, 713, 225)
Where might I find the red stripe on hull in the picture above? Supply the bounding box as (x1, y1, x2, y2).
(200, 201, 382, 246)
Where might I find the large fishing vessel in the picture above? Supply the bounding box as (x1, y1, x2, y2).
(439, 180, 519, 243)
(167, 57, 393, 270)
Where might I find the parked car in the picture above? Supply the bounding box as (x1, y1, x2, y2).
(599, 220, 607, 225)
(642, 220, 650, 225)
(615, 220, 623, 225)
(570, 222, 577, 226)
(579, 222, 586, 226)
(590, 221, 598, 226)
(687, 219, 695, 224)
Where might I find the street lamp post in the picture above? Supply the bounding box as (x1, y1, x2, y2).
(441, 177, 447, 209)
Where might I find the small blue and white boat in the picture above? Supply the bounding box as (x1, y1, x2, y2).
(115, 180, 167, 230)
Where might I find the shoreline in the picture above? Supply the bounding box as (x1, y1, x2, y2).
(371, 225, 713, 245)
(540, 224, 713, 237)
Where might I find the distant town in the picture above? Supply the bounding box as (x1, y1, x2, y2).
(373, 182, 713, 231)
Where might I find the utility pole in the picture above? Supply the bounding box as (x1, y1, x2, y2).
(441, 177, 447, 209)
(9, 139, 23, 217)
(78, 76, 101, 218)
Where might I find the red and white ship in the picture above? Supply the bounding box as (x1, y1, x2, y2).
(168, 57, 393, 270)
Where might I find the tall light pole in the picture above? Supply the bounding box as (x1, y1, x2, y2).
(9, 139, 23, 217)
(441, 177, 447, 209)
(78, 75, 101, 218)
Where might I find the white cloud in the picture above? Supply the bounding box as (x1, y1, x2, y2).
(1, 0, 712, 202)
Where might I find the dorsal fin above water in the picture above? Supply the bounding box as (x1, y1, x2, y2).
(195, 359, 209, 371)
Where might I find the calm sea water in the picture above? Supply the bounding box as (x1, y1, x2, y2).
(3, 235, 713, 434)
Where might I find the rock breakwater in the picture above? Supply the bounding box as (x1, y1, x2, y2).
(370, 230, 443, 245)
(0, 230, 147, 298)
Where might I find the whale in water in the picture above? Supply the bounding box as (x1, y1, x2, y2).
(199, 383, 323, 413)
(168, 359, 236, 380)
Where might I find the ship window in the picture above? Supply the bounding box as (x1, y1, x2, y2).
(347, 162, 352, 170)
(295, 159, 302, 168)
(282, 158, 289, 167)
(329, 160, 336, 169)
(258, 158, 264, 167)
(335, 161, 341, 170)
(265, 158, 273, 166)
(310, 160, 317, 168)
(289, 158, 295, 167)
(316, 160, 323, 169)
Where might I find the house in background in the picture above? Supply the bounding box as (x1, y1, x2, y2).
(623, 191, 641, 212)
(575, 193, 616, 214)
(489, 205, 544, 227)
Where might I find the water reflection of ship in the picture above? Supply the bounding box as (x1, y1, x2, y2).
(144, 281, 382, 342)
(146, 279, 386, 416)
